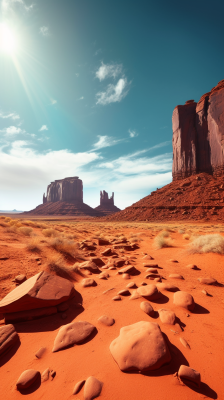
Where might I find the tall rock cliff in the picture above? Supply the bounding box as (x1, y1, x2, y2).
(43, 177, 83, 203)
(172, 80, 224, 180)
(95, 190, 121, 215)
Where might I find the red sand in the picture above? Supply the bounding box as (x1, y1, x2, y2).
(0, 217, 224, 400)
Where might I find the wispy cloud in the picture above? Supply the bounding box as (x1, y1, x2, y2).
(39, 125, 48, 132)
(2, 0, 33, 13)
(0, 112, 20, 120)
(129, 129, 138, 138)
(94, 48, 102, 56)
(96, 78, 129, 105)
(78, 96, 84, 100)
(50, 99, 57, 105)
(95, 62, 123, 81)
(0, 126, 23, 136)
(39, 26, 49, 36)
(92, 135, 123, 150)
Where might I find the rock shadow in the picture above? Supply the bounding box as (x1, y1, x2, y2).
(0, 338, 21, 368)
(18, 373, 41, 395)
(183, 381, 217, 399)
(150, 293, 169, 305)
(54, 327, 98, 353)
(15, 295, 84, 334)
(175, 317, 186, 330)
(193, 303, 210, 314)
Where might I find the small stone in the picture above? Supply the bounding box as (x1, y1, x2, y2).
(98, 238, 110, 246)
(186, 264, 198, 270)
(81, 278, 96, 288)
(143, 263, 158, 268)
(98, 272, 109, 279)
(98, 315, 115, 326)
(146, 268, 158, 273)
(35, 347, 46, 359)
(154, 277, 161, 282)
(178, 365, 201, 387)
(126, 282, 136, 289)
(173, 291, 195, 311)
(91, 257, 105, 267)
(118, 289, 130, 296)
(101, 248, 112, 256)
(15, 275, 27, 285)
(84, 376, 103, 400)
(122, 273, 130, 279)
(112, 295, 121, 301)
(169, 274, 184, 280)
(16, 369, 40, 390)
(137, 284, 160, 301)
(108, 266, 116, 270)
(198, 277, 217, 285)
(169, 259, 178, 263)
(79, 261, 100, 273)
(156, 283, 179, 292)
(118, 265, 139, 275)
(158, 309, 176, 325)
(140, 301, 154, 316)
(180, 337, 190, 349)
(73, 379, 85, 395)
(145, 273, 161, 279)
(52, 321, 96, 352)
(142, 255, 154, 260)
(41, 368, 50, 383)
(201, 289, 208, 295)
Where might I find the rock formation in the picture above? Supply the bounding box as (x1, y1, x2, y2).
(172, 80, 224, 180)
(43, 176, 83, 203)
(95, 190, 121, 215)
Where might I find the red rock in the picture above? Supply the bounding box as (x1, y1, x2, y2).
(81, 278, 96, 287)
(98, 238, 110, 246)
(78, 261, 100, 273)
(198, 277, 217, 285)
(52, 321, 96, 352)
(15, 275, 27, 285)
(35, 347, 46, 359)
(140, 301, 154, 316)
(95, 190, 121, 215)
(118, 289, 130, 296)
(98, 272, 109, 279)
(73, 379, 85, 395)
(4, 306, 57, 323)
(84, 376, 103, 400)
(137, 284, 160, 300)
(122, 273, 131, 279)
(110, 321, 171, 372)
(186, 264, 198, 269)
(142, 255, 154, 260)
(169, 274, 184, 280)
(143, 263, 158, 268)
(179, 337, 190, 349)
(41, 368, 50, 382)
(126, 282, 137, 288)
(90, 257, 105, 267)
(156, 282, 179, 292)
(112, 295, 121, 301)
(112, 258, 126, 268)
(0, 271, 75, 314)
(118, 265, 138, 275)
(158, 309, 176, 325)
(178, 365, 201, 387)
(146, 268, 158, 273)
(98, 315, 115, 326)
(16, 369, 40, 390)
(0, 324, 19, 356)
(101, 248, 112, 256)
(145, 273, 161, 279)
(173, 291, 195, 311)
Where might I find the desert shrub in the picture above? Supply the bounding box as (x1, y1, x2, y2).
(22, 220, 37, 227)
(45, 255, 77, 280)
(0, 221, 9, 227)
(42, 228, 59, 238)
(188, 234, 224, 254)
(183, 233, 191, 240)
(18, 226, 33, 236)
(49, 237, 79, 256)
(5, 225, 18, 234)
(26, 238, 42, 252)
(4, 217, 11, 222)
(154, 231, 173, 249)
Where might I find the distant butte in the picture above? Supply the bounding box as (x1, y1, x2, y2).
(105, 80, 224, 222)
(95, 190, 121, 215)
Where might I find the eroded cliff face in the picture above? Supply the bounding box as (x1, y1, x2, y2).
(43, 177, 83, 203)
(172, 80, 224, 180)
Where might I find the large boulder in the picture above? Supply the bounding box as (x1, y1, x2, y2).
(173, 291, 195, 311)
(0, 324, 19, 356)
(137, 284, 160, 300)
(0, 271, 75, 314)
(110, 321, 171, 372)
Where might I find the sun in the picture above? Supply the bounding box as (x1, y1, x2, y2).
(0, 23, 17, 54)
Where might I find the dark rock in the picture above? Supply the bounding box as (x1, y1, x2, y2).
(4, 306, 58, 324)
(98, 238, 110, 246)
(90, 257, 105, 267)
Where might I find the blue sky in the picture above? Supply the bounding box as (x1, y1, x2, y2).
(0, 0, 224, 211)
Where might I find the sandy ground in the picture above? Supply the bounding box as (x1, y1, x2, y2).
(0, 216, 224, 400)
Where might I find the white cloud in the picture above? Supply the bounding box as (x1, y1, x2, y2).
(39, 125, 48, 131)
(50, 99, 57, 105)
(2, 0, 33, 13)
(92, 135, 123, 150)
(0, 112, 20, 120)
(39, 26, 49, 36)
(1, 126, 23, 136)
(96, 78, 129, 105)
(78, 96, 84, 100)
(95, 62, 123, 81)
(129, 129, 138, 138)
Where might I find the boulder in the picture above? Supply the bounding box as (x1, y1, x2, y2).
(84, 376, 103, 400)
(110, 321, 171, 372)
(158, 309, 176, 325)
(173, 291, 195, 311)
(118, 265, 138, 275)
(0, 324, 19, 356)
(98, 315, 115, 326)
(4, 306, 57, 324)
(0, 271, 75, 314)
(52, 321, 96, 352)
(178, 365, 201, 387)
(16, 369, 40, 390)
(78, 261, 100, 273)
(156, 282, 179, 292)
(81, 278, 96, 288)
(137, 284, 160, 300)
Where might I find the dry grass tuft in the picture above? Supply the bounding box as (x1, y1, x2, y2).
(18, 226, 33, 236)
(45, 255, 79, 281)
(154, 230, 174, 249)
(0, 221, 9, 227)
(188, 234, 224, 254)
(49, 237, 79, 257)
(42, 228, 59, 238)
(26, 238, 42, 252)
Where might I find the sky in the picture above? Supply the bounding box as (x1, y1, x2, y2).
(0, 0, 224, 211)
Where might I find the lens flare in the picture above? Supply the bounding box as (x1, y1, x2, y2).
(0, 23, 17, 54)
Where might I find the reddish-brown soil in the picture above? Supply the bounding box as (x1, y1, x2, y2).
(104, 173, 224, 222)
(0, 217, 224, 400)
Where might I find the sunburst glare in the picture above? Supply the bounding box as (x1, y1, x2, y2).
(0, 23, 17, 54)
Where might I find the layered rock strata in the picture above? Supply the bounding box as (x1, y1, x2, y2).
(95, 190, 121, 215)
(43, 177, 83, 203)
(172, 80, 224, 180)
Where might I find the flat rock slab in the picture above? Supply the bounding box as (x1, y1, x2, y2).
(0, 324, 19, 356)
(84, 376, 103, 400)
(140, 301, 154, 316)
(0, 271, 75, 314)
(169, 274, 184, 280)
(112, 295, 121, 301)
(16, 369, 40, 390)
(146, 268, 158, 273)
(98, 315, 115, 326)
(156, 283, 179, 292)
(178, 365, 201, 387)
(118, 289, 131, 296)
(79, 261, 100, 273)
(118, 265, 138, 275)
(158, 309, 176, 325)
(52, 321, 96, 352)
(81, 278, 96, 288)
(110, 321, 171, 372)
(90, 257, 105, 267)
(4, 306, 57, 324)
(173, 291, 195, 311)
(143, 263, 158, 268)
(198, 277, 217, 285)
(137, 285, 160, 301)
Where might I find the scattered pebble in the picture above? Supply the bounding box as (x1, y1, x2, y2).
(16, 369, 40, 390)
(112, 295, 121, 301)
(118, 289, 131, 296)
(178, 365, 201, 387)
(158, 309, 176, 325)
(41, 368, 50, 383)
(169, 274, 184, 280)
(35, 347, 46, 359)
(140, 301, 154, 316)
(98, 315, 115, 326)
(180, 337, 190, 349)
(84, 376, 103, 400)
(81, 278, 96, 288)
(126, 282, 137, 288)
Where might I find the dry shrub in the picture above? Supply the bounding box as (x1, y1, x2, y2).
(26, 238, 42, 252)
(22, 220, 37, 227)
(5, 225, 18, 234)
(18, 226, 33, 236)
(0, 221, 9, 227)
(49, 237, 79, 257)
(183, 233, 191, 240)
(154, 231, 174, 249)
(45, 255, 82, 281)
(42, 228, 59, 238)
(188, 234, 224, 254)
